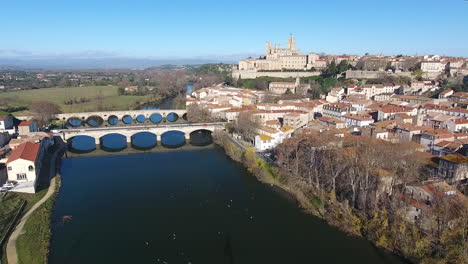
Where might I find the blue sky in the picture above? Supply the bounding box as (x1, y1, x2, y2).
(1, 0, 467, 59)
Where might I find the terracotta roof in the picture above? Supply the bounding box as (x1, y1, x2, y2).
(7, 142, 40, 163)
(379, 105, 414, 114)
(18, 120, 34, 126)
(454, 118, 468, 124)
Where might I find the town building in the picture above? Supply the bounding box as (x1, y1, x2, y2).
(268, 77, 310, 95)
(0, 115, 15, 134)
(6, 142, 44, 193)
(18, 120, 39, 135)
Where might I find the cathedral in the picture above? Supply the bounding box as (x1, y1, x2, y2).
(238, 35, 322, 71)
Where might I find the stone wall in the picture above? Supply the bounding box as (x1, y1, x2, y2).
(345, 70, 413, 79)
(232, 70, 320, 80)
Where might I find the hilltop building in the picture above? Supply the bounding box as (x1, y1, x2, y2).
(233, 36, 325, 79)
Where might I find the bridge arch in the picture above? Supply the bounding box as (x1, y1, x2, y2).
(189, 129, 213, 146)
(166, 112, 179, 122)
(86, 115, 104, 127)
(67, 117, 83, 127)
(160, 130, 186, 148)
(99, 133, 127, 151)
(67, 135, 96, 153)
(130, 131, 157, 149)
(108, 115, 119, 125)
(136, 114, 146, 123)
(122, 115, 133, 125)
(149, 113, 163, 124)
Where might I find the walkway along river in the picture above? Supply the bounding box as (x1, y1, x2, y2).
(48, 134, 406, 263)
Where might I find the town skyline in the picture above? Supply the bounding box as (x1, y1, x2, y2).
(1, 0, 468, 62)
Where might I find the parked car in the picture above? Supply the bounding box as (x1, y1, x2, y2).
(0, 187, 9, 192)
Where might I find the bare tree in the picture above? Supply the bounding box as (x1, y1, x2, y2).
(28, 101, 62, 126)
(235, 112, 260, 143)
(186, 104, 216, 123)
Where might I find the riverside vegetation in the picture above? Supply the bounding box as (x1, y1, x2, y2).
(213, 131, 468, 264)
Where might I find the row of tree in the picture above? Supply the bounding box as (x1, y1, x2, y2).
(273, 133, 467, 263)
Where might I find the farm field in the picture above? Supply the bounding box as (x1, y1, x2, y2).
(0, 86, 156, 115)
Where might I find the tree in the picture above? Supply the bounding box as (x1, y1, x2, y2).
(117, 87, 125, 96)
(412, 69, 424, 81)
(325, 60, 338, 77)
(337, 60, 350, 74)
(28, 101, 62, 126)
(186, 104, 215, 123)
(235, 112, 260, 143)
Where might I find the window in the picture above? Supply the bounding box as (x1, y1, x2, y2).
(7, 166, 12, 171)
(28, 165, 34, 171)
(16, 173, 27, 180)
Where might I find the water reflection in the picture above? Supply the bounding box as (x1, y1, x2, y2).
(108, 115, 119, 125)
(86, 116, 104, 127)
(68, 130, 213, 153)
(68, 118, 82, 127)
(100, 133, 127, 151)
(122, 115, 132, 124)
(190, 130, 213, 146)
(136, 114, 146, 123)
(68, 136, 96, 153)
(161, 131, 185, 148)
(149, 113, 163, 124)
(166, 112, 178, 122)
(131, 132, 157, 149)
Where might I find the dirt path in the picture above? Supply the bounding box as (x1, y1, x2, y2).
(5, 176, 56, 264)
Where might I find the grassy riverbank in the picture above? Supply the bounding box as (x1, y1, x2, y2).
(16, 176, 60, 264)
(0, 189, 48, 263)
(214, 133, 455, 263)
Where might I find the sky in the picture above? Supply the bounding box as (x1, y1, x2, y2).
(1, 0, 467, 60)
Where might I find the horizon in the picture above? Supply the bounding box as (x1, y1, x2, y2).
(0, 0, 467, 66)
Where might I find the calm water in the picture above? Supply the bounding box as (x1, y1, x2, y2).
(49, 147, 405, 264)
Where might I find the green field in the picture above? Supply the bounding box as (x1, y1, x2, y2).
(0, 86, 156, 115)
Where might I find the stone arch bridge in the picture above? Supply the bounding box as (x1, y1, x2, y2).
(55, 110, 188, 127)
(58, 122, 225, 144)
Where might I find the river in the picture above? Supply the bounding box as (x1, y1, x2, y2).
(49, 135, 406, 263)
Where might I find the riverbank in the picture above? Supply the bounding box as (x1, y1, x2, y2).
(2, 143, 65, 264)
(214, 133, 414, 261)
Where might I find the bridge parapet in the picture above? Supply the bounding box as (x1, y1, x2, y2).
(56, 109, 187, 121)
(58, 122, 226, 143)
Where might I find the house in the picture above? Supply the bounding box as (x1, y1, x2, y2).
(438, 89, 453, 99)
(17, 120, 38, 135)
(420, 61, 445, 73)
(254, 125, 293, 151)
(377, 105, 417, 121)
(341, 114, 374, 127)
(437, 154, 468, 183)
(400, 181, 465, 231)
(268, 78, 310, 95)
(6, 142, 44, 193)
(394, 113, 413, 124)
(322, 103, 357, 120)
(317, 116, 347, 129)
(0, 115, 15, 135)
(446, 118, 468, 133)
(420, 129, 454, 152)
(283, 112, 308, 128)
(361, 127, 390, 140)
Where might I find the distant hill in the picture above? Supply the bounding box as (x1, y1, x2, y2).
(0, 57, 237, 70)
